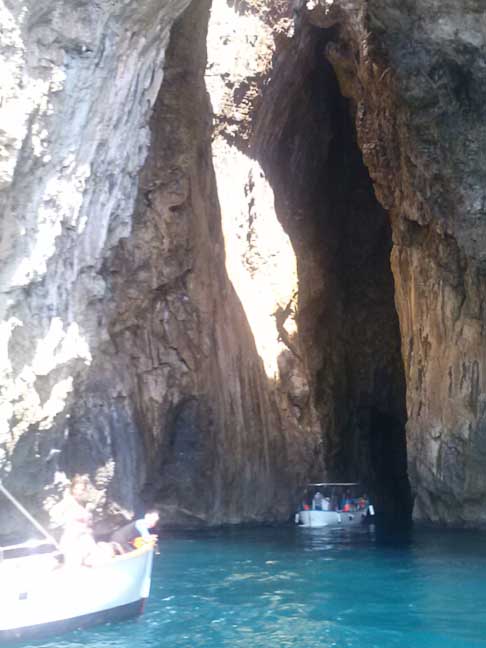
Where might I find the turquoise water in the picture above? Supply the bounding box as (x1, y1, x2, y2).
(17, 525, 486, 648)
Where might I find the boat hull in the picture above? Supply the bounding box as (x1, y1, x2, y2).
(296, 509, 370, 528)
(0, 599, 144, 642)
(0, 545, 154, 642)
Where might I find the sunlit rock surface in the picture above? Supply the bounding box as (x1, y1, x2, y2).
(0, 0, 321, 536)
(0, 0, 192, 533)
(84, 0, 320, 528)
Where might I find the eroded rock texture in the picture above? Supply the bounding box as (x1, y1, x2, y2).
(195, 0, 486, 524)
(304, 0, 486, 524)
(206, 1, 410, 515)
(75, 0, 320, 528)
(0, 0, 321, 536)
(0, 0, 193, 533)
(2, 0, 486, 534)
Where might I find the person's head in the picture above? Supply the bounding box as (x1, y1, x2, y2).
(144, 511, 160, 529)
(70, 475, 89, 502)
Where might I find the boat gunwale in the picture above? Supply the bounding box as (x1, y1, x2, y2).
(111, 542, 155, 563)
(0, 541, 154, 569)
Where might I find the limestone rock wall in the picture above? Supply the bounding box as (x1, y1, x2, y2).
(205, 0, 486, 524)
(205, 0, 410, 514)
(307, 0, 486, 525)
(70, 0, 320, 527)
(3, 0, 486, 534)
(0, 0, 193, 533)
(0, 0, 321, 536)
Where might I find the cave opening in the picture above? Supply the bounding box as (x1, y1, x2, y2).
(254, 26, 412, 518)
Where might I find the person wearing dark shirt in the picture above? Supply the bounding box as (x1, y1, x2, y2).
(111, 511, 159, 552)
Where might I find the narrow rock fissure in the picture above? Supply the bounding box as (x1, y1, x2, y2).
(254, 26, 412, 517)
(323, 57, 412, 518)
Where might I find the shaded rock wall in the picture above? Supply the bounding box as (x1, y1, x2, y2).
(205, 0, 486, 524)
(306, 0, 486, 525)
(254, 27, 410, 515)
(207, 3, 410, 513)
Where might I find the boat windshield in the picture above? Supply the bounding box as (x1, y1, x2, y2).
(300, 483, 370, 512)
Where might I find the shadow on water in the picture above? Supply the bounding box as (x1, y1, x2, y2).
(369, 514, 414, 547)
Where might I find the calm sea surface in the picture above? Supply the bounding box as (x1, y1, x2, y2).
(16, 525, 486, 648)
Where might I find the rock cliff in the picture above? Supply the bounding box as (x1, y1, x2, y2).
(303, 0, 486, 525)
(0, 0, 191, 533)
(0, 0, 320, 536)
(1, 0, 486, 534)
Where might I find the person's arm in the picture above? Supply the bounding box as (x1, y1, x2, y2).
(134, 519, 151, 540)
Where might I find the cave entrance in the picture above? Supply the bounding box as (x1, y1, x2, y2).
(256, 26, 412, 518)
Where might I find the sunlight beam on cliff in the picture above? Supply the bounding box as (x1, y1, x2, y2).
(205, 1, 299, 379)
(211, 140, 298, 379)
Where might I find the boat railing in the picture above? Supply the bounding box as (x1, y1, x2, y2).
(0, 539, 58, 563)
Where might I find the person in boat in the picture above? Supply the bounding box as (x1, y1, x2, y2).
(312, 491, 324, 511)
(357, 494, 368, 510)
(54, 475, 98, 567)
(341, 489, 353, 512)
(110, 511, 160, 552)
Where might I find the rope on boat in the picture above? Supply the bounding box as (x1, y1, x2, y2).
(0, 481, 60, 551)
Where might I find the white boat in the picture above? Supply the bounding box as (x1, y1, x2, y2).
(295, 482, 375, 528)
(0, 482, 155, 642)
(0, 542, 154, 642)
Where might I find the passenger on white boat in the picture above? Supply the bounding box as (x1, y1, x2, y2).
(312, 491, 324, 510)
(356, 494, 369, 510)
(111, 511, 159, 553)
(52, 475, 98, 567)
(341, 490, 353, 511)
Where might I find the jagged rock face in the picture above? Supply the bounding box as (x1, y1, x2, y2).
(2, 0, 486, 534)
(306, 0, 486, 525)
(0, 0, 321, 536)
(73, 0, 321, 527)
(200, 0, 486, 524)
(0, 0, 193, 533)
(206, 2, 410, 514)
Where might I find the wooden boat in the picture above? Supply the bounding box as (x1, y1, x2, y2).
(0, 482, 155, 642)
(295, 482, 375, 528)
